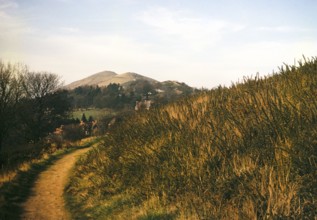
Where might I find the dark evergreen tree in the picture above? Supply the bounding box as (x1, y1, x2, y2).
(81, 113, 87, 123)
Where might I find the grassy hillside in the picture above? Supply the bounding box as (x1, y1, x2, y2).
(66, 57, 317, 219)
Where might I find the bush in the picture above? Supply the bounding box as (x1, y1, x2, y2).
(62, 124, 85, 142)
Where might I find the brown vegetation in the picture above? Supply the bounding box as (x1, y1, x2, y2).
(66, 57, 317, 219)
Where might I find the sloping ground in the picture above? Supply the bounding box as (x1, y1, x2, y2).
(66, 57, 317, 219)
(66, 71, 117, 90)
(21, 147, 91, 220)
(66, 71, 158, 89)
(99, 72, 158, 87)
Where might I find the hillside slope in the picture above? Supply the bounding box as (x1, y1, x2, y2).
(67, 73, 195, 110)
(66, 71, 117, 90)
(66, 57, 317, 219)
(99, 72, 158, 87)
(66, 71, 158, 89)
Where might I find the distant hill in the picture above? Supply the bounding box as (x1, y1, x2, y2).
(66, 70, 196, 110)
(65, 71, 158, 90)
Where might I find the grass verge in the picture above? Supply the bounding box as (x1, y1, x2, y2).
(0, 138, 96, 219)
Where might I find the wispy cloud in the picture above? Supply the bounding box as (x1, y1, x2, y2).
(0, 0, 30, 36)
(138, 7, 245, 51)
(0, 6, 32, 38)
(59, 27, 80, 33)
(0, 0, 18, 10)
(256, 26, 312, 32)
(10, 31, 180, 82)
(0, 0, 35, 63)
(0, 13, 33, 36)
(1, 1, 316, 88)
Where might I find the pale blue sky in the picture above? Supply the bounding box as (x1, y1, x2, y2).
(1, 0, 316, 88)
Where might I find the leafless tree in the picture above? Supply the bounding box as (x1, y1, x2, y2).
(22, 72, 64, 141)
(0, 61, 27, 152)
(23, 71, 61, 99)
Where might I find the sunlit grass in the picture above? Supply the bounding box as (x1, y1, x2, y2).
(66, 57, 317, 219)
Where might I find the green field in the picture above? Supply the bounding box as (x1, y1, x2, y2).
(71, 108, 116, 120)
(66, 57, 317, 219)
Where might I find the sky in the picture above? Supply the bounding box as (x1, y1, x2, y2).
(1, 0, 317, 88)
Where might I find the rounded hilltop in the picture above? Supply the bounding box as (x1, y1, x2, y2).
(65, 71, 158, 89)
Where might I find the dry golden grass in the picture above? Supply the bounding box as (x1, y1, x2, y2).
(66, 57, 317, 219)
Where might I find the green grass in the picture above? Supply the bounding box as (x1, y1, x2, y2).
(66, 56, 317, 219)
(72, 108, 116, 120)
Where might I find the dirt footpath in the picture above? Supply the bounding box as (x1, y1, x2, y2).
(21, 147, 91, 220)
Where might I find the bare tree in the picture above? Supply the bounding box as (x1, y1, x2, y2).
(0, 61, 26, 153)
(23, 72, 61, 99)
(21, 71, 67, 141)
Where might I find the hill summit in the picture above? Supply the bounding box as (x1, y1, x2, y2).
(66, 71, 158, 89)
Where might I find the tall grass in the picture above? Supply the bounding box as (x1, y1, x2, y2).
(66, 57, 317, 219)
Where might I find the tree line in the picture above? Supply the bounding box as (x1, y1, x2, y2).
(0, 60, 196, 163)
(69, 79, 195, 110)
(0, 61, 71, 160)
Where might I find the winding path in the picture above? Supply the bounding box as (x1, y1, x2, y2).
(21, 147, 91, 220)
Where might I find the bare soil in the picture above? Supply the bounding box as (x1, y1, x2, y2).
(21, 147, 91, 220)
